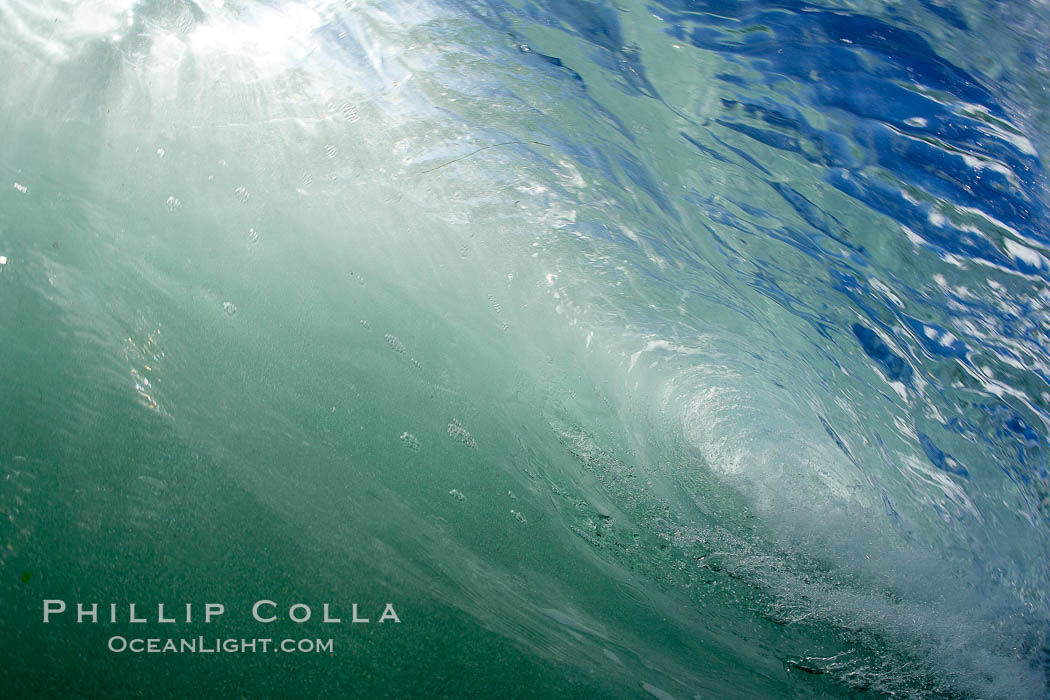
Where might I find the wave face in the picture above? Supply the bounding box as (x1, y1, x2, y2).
(1, 0, 1049, 697)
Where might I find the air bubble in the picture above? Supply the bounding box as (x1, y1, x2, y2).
(449, 489, 466, 502)
(222, 301, 238, 316)
(510, 509, 527, 524)
(234, 186, 250, 203)
(447, 420, 477, 449)
(342, 104, 359, 122)
(400, 432, 420, 450)
(165, 196, 182, 212)
(385, 334, 405, 354)
(571, 526, 602, 548)
(248, 227, 259, 243)
(13, 182, 27, 194)
(325, 144, 338, 159)
(175, 11, 193, 33)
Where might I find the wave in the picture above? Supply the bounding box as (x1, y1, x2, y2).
(1, 0, 1048, 697)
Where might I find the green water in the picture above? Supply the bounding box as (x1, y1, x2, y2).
(2, 0, 1047, 697)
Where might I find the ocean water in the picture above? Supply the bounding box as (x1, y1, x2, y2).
(1, 0, 1048, 697)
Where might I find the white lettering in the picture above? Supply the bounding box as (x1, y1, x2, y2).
(323, 604, 341, 623)
(252, 600, 277, 623)
(43, 600, 66, 623)
(205, 603, 225, 623)
(379, 603, 401, 623)
(289, 604, 311, 623)
(77, 603, 98, 623)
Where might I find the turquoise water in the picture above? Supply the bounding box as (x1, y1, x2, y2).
(1, 0, 1048, 697)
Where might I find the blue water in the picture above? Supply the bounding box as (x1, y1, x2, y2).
(1, 0, 1048, 697)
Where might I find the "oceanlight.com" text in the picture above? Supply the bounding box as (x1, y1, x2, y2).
(106, 636, 335, 654)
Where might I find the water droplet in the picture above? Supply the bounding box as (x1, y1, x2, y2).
(324, 144, 338, 159)
(0, 255, 7, 266)
(342, 104, 359, 122)
(222, 301, 238, 316)
(449, 489, 466, 502)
